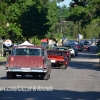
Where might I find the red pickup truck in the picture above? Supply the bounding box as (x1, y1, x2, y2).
(6, 44, 51, 80)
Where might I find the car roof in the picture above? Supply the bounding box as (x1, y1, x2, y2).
(13, 45, 45, 49)
(54, 46, 67, 48)
(47, 49, 63, 52)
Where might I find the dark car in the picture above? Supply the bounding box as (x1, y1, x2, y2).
(75, 44, 83, 52)
(6, 42, 52, 80)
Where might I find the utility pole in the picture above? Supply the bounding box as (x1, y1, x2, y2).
(78, 20, 80, 43)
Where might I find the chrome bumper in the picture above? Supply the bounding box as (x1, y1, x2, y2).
(6, 67, 47, 73)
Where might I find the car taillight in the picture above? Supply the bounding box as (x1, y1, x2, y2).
(43, 58, 47, 68)
(66, 61, 68, 65)
(66, 53, 69, 56)
(6, 63, 9, 67)
(6, 58, 9, 67)
(43, 58, 46, 64)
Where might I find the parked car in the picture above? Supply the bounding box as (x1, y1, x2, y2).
(53, 46, 71, 61)
(47, 50, 68, 69)
(6, 41, 52, 80)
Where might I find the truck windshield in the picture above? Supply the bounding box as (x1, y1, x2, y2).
(14, 48, 41, 56)
(47, 51, 62, 56)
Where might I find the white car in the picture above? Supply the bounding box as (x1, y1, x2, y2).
(65, 45, 76, 57)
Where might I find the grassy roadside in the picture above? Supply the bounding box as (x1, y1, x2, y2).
(0, 57, 7, 62)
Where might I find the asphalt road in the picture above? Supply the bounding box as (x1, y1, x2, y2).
(0, 46, 100, 100)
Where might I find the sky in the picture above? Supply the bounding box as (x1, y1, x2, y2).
(57, 0, 72, 7)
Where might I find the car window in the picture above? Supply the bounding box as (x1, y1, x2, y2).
(15, 48, 41, 56)
(66, 46, 71, 49)
(11, 49, 15, 56)
(55, 47, 68, 50)
(47, 51, 62, 55)
(41, 49, 44, 56)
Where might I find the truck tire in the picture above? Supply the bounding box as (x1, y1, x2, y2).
(13, 74, 16, 79)
(42, 73, 50, 80)
(68, 56, 71, 61)
(7, 72, 13, 79)
(61, 65, 67, 69)
(21, 74, 25, 77)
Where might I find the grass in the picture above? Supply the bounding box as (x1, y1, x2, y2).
(0, 57, 7, 61)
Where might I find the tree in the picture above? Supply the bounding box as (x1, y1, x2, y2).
(67, 0, 100, 38)
(0, 0, 58, 42)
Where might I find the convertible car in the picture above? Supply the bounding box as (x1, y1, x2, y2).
(6, 41, 51, 80)
(47, 50, 68, 69)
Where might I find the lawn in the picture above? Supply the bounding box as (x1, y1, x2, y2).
(0, 57, 7, 61)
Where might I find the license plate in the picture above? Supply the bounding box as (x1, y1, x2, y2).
(21, 68, 31, 71)
(51, 60, 55, 63)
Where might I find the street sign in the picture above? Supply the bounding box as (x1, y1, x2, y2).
(4, 39, 12, 47)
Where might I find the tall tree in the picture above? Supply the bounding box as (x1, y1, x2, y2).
(0, 0, 58, 41)
(67, 0, 100, 38)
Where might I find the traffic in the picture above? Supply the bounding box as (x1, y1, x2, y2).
(0, 39, 100, 100)
(4, 39, 95, 80)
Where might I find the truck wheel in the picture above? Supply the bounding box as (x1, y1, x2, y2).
(68, 56, 71, 61)
(21, 74, 25, 77)
(7, 72, 13, 79)
(73, 55, 75, 58)
(13, 74, 16, 79)
(75, 53, 77, 56)
(61, 65, 67, 69)
(42, 73, 49, 80)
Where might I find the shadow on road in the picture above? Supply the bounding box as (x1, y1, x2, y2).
(69, 61, 100, 71)
(0, 76, 47, 80)
(0, 61, 6, 66)
(77, 50, 98, 59)
(0, 90, 100, 100)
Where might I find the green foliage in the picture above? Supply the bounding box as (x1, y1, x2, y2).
(57, 6, 70, 20)
(46, 1, 57, 32)
(0, 0, 58, 42)
(31, 37, 41, 46)
(66, 0, 100, 39)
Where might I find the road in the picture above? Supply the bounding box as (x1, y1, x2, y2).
(0, 46, 100, 100)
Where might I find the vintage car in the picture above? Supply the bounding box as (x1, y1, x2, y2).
(47, 50, 68, 69)
(65, 45, 77, 57)
(5, 41, 51, 80)
(53, 46, 71, 61)
(84, 41, 90, 51)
